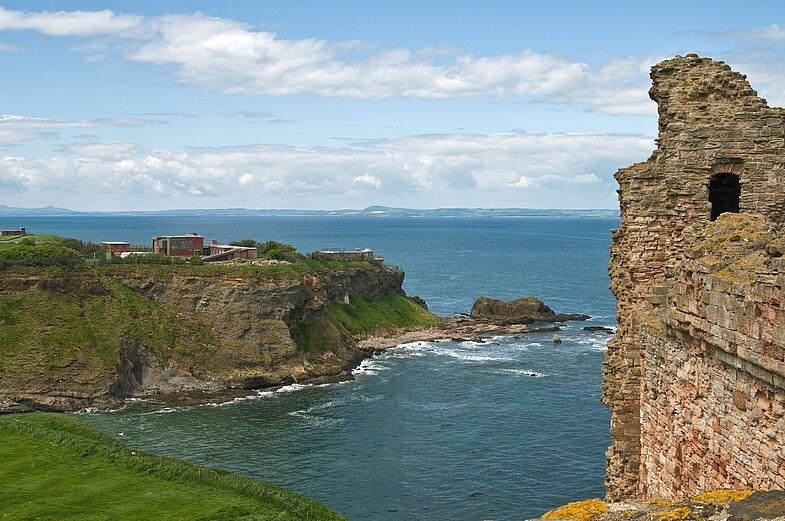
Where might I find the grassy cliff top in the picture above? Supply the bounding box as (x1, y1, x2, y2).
(0, 412, 344, 521)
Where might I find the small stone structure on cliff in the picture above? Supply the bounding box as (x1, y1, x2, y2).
(605, 55, 785, 500)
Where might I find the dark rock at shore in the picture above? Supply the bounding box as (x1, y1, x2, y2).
(409, 295, 429, 310)
(584, 326, 615, 333)
(470, 296, 589, 325)
(528, 325, 562, 333)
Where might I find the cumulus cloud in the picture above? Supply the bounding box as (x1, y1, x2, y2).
(0, 7, 654, 114)
(126, 13, 654, 114)
(0, 131, 653, 208)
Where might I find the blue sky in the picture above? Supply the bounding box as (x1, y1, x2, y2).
(1, 1, 783, 210)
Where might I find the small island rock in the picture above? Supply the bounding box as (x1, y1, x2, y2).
(470, 296, 589, 325)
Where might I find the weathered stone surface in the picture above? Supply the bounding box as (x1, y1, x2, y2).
(605, 55, 785, 500)
(540, 489, 785, 521)
(470, 296, 589, 324)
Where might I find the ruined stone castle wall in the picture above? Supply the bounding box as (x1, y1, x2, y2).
(604, 55, 785, 500)
(639, 216, 785, 499)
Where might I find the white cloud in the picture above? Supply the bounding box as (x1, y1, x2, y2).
(0, 131, 653, 209)
(0, 7, 143, 37)
(126, 14, 654, 113)
(352, 175, 383, 190)
(0, 7, 655, 114)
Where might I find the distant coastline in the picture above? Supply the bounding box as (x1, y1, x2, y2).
(0, 204, 619, 219)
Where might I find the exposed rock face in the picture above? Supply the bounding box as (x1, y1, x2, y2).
(605, 54, 785, 500)
(470, 296, 589, 324)
(0, 263, 408, 412)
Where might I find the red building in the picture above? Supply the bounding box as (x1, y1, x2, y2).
(152, 234, 204, 257)
(100, 242, 131, 256)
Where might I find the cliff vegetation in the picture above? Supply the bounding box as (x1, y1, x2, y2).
(0, 240, 435, 411)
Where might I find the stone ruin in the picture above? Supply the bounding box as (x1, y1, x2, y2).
(605, 54, 785, 500)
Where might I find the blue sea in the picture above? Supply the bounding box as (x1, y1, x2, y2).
(1, 216, 617, 520)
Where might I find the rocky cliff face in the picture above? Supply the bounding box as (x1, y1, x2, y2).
(605, 55, 785, 500)
(0, 262, 411, 412)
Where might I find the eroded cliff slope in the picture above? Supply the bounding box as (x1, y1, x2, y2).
(0, 261, 435, 412)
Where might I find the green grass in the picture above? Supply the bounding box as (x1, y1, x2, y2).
(292, 293, 440, 352)
(0, 413, 345, 521)
(104, 261, 312, 281)
(0, 233, 66, 250)
(102, 259, 381, 280)
(331, 293, 440, 335)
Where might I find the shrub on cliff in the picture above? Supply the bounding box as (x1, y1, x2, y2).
(0, 242, 83, 266)
(258, 241, 305, 262)
(229, 239, 306, 262)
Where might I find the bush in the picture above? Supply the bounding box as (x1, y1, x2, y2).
(59, 238, 105, 257)
(229, 239, 306, 263)
(229, 239, 258, 248)
(108, 254, 184, 265)
(258, 241, 305, 262)
(0, 243, 83, 266)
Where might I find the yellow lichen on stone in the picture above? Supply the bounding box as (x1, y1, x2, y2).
(542, 499, 609, 521)
(644, 499, 674, 506)
(692, 489, 755, 506)
(654, 507, 691, 521)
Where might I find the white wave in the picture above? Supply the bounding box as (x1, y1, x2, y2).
(573, 336, 610, 351)
(399, 340, 430, 348)
(457, 340, 486, 347)
(444, 351, 514, 363)
(487, 335, 513, 342)
(290, 400, 340, 416)
(287, 410, 344, 427)
(275, 383, 313, 393)
(288, 400, 345, 426)
(203, 390, 276, 407)
(140, 407, 179, 415)
(494, 368, 547, 378)
(352, 357, 389, 376)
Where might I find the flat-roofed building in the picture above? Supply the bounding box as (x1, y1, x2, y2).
(0, 227, 26, 236)
(100, 242, 131, 256)
(202, 242, 258, 263)
(313, 248, 383, 262)
(152, 233, 204, 257)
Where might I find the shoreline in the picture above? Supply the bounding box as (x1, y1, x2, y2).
(357, 318, 560, 351)
(2, 319, 581, 414)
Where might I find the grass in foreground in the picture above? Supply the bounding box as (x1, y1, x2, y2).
(0, 413, 345, 521)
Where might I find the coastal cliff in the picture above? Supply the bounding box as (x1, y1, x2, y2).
(603, 54, 785, 501)
(0, 261, 436, 412)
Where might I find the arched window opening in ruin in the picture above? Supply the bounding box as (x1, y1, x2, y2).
(708, 173, 740, 221)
